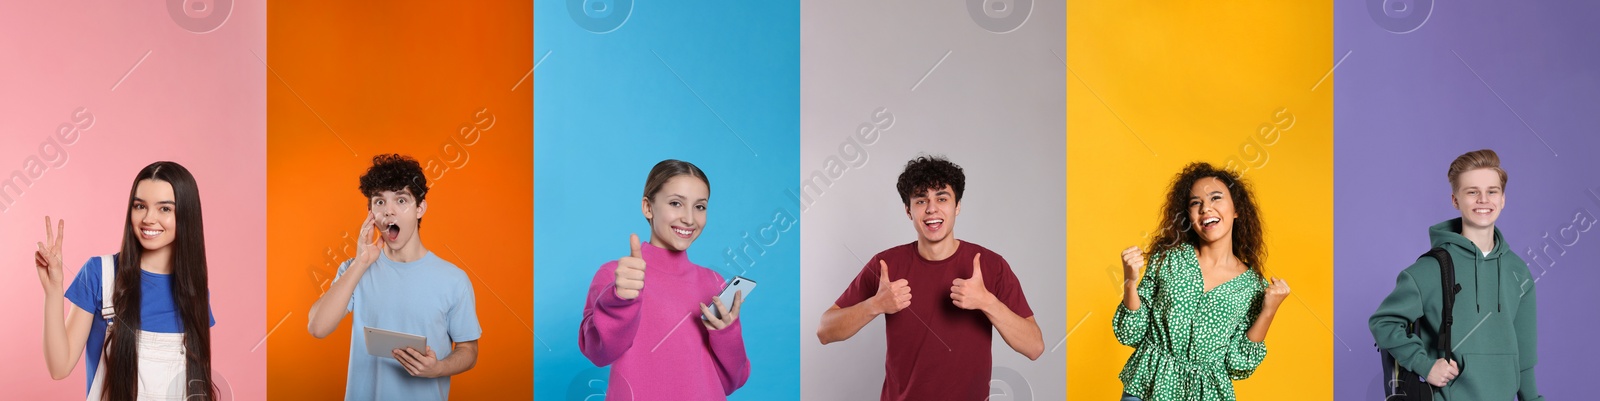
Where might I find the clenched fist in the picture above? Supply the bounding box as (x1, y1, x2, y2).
(1121, 246, 1145, 289)
(1427, 358, 1459, 387)
(1263, 277, 1290, 309)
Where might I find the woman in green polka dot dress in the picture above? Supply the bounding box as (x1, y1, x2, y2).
(1112, 162, 1292, 401)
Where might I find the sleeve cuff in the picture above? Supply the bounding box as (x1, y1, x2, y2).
(709, 318, 744, 338)
(597, 284, 640, 308)
(1114, 303, 1146, 325)
(1404, 354, 1434, 378)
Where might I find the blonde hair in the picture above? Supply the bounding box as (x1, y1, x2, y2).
(1446, 149, 1508, 191)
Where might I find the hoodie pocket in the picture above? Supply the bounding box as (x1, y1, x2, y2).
(1445, 353, 1518, 400)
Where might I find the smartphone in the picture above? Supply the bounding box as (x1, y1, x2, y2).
(710, 276, 756, 319)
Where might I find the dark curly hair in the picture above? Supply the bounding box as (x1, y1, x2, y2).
(896, 155, 965, 209)
(359, 154, 429, 224)
(1146, 162, 1267, 276)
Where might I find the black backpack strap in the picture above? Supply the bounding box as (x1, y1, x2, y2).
(1423, 248, 1459, 360)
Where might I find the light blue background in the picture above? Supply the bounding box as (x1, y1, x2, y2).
(534, 1, 799, 400)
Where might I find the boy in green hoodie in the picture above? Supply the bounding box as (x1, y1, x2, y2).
(1370, 149, 1543, 400)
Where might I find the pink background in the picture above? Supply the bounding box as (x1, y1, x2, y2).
(0, 0, 264, 399)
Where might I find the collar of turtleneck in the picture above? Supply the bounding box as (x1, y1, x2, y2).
(640, 240, 693, 275)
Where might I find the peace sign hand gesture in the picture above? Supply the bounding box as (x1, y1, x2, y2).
(35, 216, 66, 295)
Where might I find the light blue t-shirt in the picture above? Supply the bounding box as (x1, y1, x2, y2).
(337, 250, 481, 401)
(63, 255, 216, 393)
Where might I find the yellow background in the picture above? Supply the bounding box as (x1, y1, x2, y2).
(1066, 1, 1334, 398)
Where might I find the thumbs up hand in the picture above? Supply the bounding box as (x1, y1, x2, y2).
(951, 253, 994, 311)
(613, 234, 647, 300)
(870, 260, 912, 315)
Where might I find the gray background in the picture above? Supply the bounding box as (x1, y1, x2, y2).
(799, 2, 1066, 400)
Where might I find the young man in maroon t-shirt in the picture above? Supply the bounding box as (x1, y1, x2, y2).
(817, 155, 1044, 401)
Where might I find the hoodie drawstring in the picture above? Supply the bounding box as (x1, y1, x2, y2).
(1495, 257, 1502, 312)
(1473, 249, 1505, 313)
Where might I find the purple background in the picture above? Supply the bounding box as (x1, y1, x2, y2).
(1335, 1, 1600, 399)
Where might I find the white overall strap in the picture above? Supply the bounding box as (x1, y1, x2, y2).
(87, 254, 117, 401)
(86, 354, 108, 401)
(99, 254, 116, 323)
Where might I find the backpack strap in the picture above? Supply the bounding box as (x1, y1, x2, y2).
(1422, 247, 1460, 361)
(99, 254, 116, 323)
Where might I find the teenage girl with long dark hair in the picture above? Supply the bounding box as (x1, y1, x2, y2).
(37, 161, 216, 401)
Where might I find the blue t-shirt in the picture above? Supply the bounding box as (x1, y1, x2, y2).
(63, 255, 216, 393)
(338, 251, 481, 401)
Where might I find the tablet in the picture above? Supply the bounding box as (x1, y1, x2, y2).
(710, 276, 756, 320)
(364, 326, 427, 359)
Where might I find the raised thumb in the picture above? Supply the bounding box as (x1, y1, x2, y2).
(971, 253, 984, 279)
(629, 233, 642, 258)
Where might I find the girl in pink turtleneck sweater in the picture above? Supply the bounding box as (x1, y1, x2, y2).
(579, 160, 751, 400)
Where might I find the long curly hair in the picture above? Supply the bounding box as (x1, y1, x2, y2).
(1146, 162, 1267, 276)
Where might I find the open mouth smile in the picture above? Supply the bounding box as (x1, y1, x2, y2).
(672, 226, 695, 239)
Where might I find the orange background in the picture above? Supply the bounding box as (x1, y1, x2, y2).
(264, 1, 532, 399)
